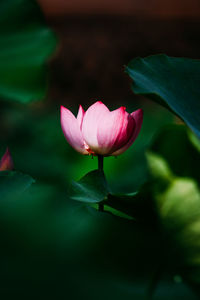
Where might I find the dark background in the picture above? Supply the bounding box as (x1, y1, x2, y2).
(38, 0, 200, 107)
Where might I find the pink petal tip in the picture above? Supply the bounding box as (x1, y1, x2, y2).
(0, 148, 14, 171)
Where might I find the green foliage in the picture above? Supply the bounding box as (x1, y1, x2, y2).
(189, 131, 200, 153)
(106, 188, 154, 222)
(126, 54, 200, 138)
(150, 125, 200, 183)
(0, 0, 57, 103)
(158, 178, 200, 227)
(0, 170, 34, 201)
(146, 152, 174, 183)
(146, 144, 200, 285)
(0, 172, 166, 299)
(0, 103, 199, 298)
(70, 170, 109, 203)
(0, 5, 200, 294)
(70, 171, 153, 221)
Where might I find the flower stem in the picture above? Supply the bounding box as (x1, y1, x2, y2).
(98, 155, 104, 171)
(98, 155, 104, 212)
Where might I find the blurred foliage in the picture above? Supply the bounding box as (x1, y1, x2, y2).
(1, 166, 198, 299)
(68, 111, 200, 298)
(0, 166, 163, 299)
(126, 54, 200, 138)
(1, 92, 200, 298)
(70, 170, 109, 203)
(0, 1, 200, 298)
(189, 131, 200, 152)
(0, 171, 34, 200)
(150, 125, 200, 183)
(0, 101, 182, 299)
(0, 0, 57, 103)
(0, 104, 200, 299)
(147, 151, 200, 288)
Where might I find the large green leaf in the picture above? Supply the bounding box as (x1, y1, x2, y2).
(0, 0, 57, 103)
(126, 54, 200, 138)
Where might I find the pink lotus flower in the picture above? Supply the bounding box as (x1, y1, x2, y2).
(60, 101, 143, 156)
(0, 148, 14, 171)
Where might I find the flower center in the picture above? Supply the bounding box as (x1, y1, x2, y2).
(84, 141, 95, 155)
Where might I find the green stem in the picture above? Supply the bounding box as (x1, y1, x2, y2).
(98, 155, 104, 211)
(98, 155, 104, 171)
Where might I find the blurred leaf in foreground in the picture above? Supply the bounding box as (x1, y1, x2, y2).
(0, 0, 57, 103)
(0, 158, 198, 298)
(159, 177, 200, 285)
(147, 151, 200, 286)
(0, 172, 161, 299)
(0, 171, 34, 201)
(0, 172, 197, 299)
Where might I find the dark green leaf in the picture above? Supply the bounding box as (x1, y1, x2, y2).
(106, 186, 155, 223)
(0, 171, 35, 201)
(70, 170, 109, 203)
(126, 54, 200, 138)
(90, 202, 136, 220)
(0, 0, 57, 103)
